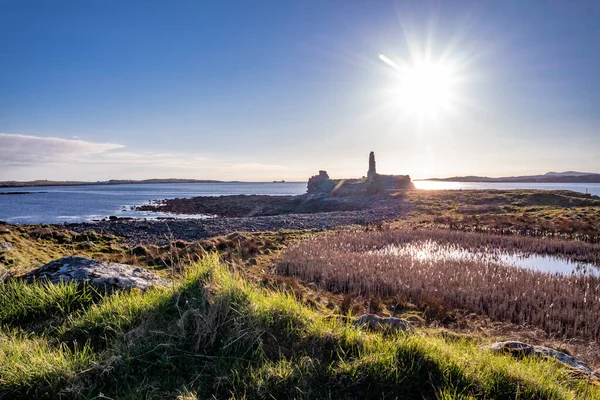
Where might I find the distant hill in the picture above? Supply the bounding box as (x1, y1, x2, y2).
(544, 171, 595, 177)
(0, 178, 229, 188)
(419, 172, 600, 183)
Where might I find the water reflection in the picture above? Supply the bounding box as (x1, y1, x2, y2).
(412, 180, 600, 196)
(372, 240, 599, 276)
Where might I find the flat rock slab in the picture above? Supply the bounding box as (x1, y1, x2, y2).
(353, 314, 414, 333)
(490, 341, 599, 381)
(24, 256, 168, 292)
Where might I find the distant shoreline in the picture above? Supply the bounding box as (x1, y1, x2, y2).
(0, 179, 305, 189)
(415, 174, 600, 184)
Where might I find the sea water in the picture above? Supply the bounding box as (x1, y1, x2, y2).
(1, 181, 598, 225)
(0, 182, 306, 224)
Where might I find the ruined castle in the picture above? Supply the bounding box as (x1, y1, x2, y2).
(307, 152, 414, 194)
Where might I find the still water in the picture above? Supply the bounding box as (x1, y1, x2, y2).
(374, 240, 599, 276)
(0, 181, 598, 224)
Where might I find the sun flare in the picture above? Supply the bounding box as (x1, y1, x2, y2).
(380, 54, 458, 119)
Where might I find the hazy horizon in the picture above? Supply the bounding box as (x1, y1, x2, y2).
(2, 1, 599, 182)
(1, 156, 598, 184)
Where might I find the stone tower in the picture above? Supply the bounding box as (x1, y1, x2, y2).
(367, 151, 377, 181)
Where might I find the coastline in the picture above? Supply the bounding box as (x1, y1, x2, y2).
(59, 188, 600, 245)
(0, 178, 240, 189)
(68, 201, 406, 245)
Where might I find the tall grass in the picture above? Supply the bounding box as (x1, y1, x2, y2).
(0, 279, 99, 329)
(0, 331, 95, 396)
(277, 229, 600, 340)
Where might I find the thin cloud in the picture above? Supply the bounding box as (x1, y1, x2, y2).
(0, 133, 303, 181)
(0, 133, 124, 166)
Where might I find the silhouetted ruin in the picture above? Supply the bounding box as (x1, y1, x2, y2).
(367, 151, 377, 181)
(307, 170, 333, 193)
(307, 152, 414, 194)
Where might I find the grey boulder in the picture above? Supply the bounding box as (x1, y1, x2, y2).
(24, 256, 168, 292)
(353, 314, 414, 333)
(490, 341, 599, 380)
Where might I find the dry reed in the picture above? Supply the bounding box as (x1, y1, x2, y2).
(277, 229, 600, 340)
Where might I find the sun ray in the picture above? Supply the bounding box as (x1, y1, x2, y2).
(378, 54, 402, 72)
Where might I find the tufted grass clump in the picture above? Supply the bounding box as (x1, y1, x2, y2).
(1, 253, 599, 399)
(0, 331, 95, 397)
(0, 279, 100, 330)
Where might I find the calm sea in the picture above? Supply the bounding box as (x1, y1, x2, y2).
(0, 182, 307, 224)
(0, 181, 598, 224)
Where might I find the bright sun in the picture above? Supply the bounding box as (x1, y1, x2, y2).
(380, 54, 457, 119)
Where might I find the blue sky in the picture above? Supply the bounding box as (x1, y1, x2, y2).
(1, 0, 599, 181)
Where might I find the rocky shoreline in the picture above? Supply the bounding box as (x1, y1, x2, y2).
(135, 193, 374, 217)
(68, 195, 407, 245)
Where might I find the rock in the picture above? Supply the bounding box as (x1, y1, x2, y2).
(0, 242, 13, 250)
(353, 314, 414, 333)
(490, 341, 600, 380)
(307, 170, 332, 194)
(404, 314, 425, 326)
(24, 256, 168, 292)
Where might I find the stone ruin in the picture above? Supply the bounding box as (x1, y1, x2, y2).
(306, 152, 414, 195)
(307, 170, 334, 193)
(367, 151, 377, 181)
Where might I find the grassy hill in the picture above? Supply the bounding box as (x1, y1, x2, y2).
(2, 189, 600, 398)
(1, 254, 598, 399)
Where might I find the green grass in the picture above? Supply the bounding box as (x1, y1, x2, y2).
(0, 331, 95, 397)
(0, 224, 129, 274)
(1, 254, 598, 399)
(0, 279, 100, 330)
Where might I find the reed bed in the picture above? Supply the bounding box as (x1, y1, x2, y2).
(277, 229, 600, 340)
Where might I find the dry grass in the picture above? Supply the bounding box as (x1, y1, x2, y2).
(277, 228, 600, 340)
(400, 190, 600, 243)
(0, 222, 305, 280)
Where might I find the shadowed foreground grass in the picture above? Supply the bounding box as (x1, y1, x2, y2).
(1, 254, 598, 399)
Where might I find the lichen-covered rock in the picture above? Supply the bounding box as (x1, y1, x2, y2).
(490, 341, 599, 381)
(24, 256, 168, 292)
(353, 314, 414, 333)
